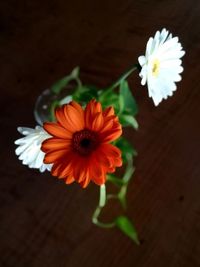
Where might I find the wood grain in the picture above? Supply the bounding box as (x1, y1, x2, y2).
(0, 0, 200, 266)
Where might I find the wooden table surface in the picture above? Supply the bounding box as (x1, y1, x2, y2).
(0, 0, 200, 266)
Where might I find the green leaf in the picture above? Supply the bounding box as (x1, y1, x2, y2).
(49, 100, 60, 121)
(51, 67, 80, 94)
(107, 174, 125, 187)
(72, 85, 99, 103)
(120, 80, 138, 116)
(115, 137, 137, 162)
(119, 114, 138, 129)
(51, 76, 71, 94)
(118, 185, 127, 209)
(118, 94, 124, 114)
(99, 91, 120, 114)
(115, 216, 140, 245)
(70, 66, 80, 79)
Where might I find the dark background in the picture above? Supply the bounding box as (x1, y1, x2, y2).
(0, 0, 200, 266)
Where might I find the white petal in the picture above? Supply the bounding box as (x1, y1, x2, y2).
(47, 164, 53, 171)
(17, 127, 35, 135)
(15, 125, 52, 172)
(138, 28, 185, 105)
(160, 28, 169, 44)
(35, 150, 44, 169)
(146, 37, 154, 57)
(138, 55, 146, 66)
(15, 142, 30, 155)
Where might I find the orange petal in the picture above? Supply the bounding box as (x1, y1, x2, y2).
(51, 157, 71, 178)
(85, 99, 102, 129)
(100, 119, 113, 134)
(55, 106, 70, 130)
(70, 101, 84, 118)
(72, 155, 87, 183)
(93, 147, 112, 169)
(88, 156, 106, 185)
(44, 149, 68, 164)
(100, 122, 122, 143)
(64, 104, 84, 132)
(42, 138, 71, 153)
(51, 162, 62, 177)
(100, 114, 117, 135)
(80, 170, 90, 188)
(65, 176, 75, 184)
(101, 143, 121, 159)
(91, 112, 103, 131)
(108, 167, 115, 173)
(92, 174, 106, 185)
(103, 106, 114, 117)
(102, 129, 122, 143)
(84, 100, 93, 129)
(113, 157, 122, 167)
(43, 122, 72, 139)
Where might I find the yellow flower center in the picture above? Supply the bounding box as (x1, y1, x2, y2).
(152, 59, 160, 77)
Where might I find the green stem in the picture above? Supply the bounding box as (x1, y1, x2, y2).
(51, 66, 82, 95)
(92, 206, 115, 228)
(107, 194, 118, 200)
(99, 64, 139, 101)
(92, 184, 115, 228)
(92, 154, 135, 229)
(108, 64, 139, 91)
(107, 175, 125, 186)
(75, 77, 82, 89)
(122, 154, 134, 183)
(99, 184, 106, 207)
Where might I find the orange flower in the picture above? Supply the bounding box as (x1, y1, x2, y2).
(41, 99, 122, 188)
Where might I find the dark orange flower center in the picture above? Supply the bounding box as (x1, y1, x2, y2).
(72, 129, 99, 155)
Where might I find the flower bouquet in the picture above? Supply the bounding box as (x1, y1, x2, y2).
(15, 29, 185, 243)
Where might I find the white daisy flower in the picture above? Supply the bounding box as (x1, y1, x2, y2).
(138, 28, 185, 106)
(15, 126, 52, 172)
